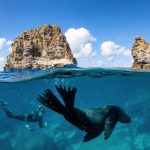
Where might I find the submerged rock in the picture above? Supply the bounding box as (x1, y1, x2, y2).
(132, 36, 150, 70)
(5, 24, 77, 70)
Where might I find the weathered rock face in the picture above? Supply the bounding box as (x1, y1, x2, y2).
(5, 24, 77, 70)
(132, 36, 150, 70)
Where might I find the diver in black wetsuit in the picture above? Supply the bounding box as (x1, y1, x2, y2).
(38, 85, 131, 142)
(0, 101, 46, 130)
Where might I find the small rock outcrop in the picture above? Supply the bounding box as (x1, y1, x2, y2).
(5, 24, 77, 70)
(132, 36, 150, 70)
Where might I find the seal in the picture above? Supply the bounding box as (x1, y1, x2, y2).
(38, 85, 131, 142)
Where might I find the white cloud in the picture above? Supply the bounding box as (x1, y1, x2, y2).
(122, 50, 131, 56)
(99, 41, 133, 68)
(65, 28, 96, 59)
(0, 38, 12, 71)
(0, 38, 7, 50)
(0, 57, 5, 63)
(0, 57, 5, 71)
(90, 60, 103, 67)
(100, 41, 131, 59)
(100, 41, 119, 57)
(6, 40, 13, 46)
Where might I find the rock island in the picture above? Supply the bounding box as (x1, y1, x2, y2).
(5, 24, 77, 70)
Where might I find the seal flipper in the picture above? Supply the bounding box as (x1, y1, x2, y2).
(37, 89, 65, 115)
(55, 85, 77, 109)
(118, 108, 131, 123)
(104, 116, 118, 140)
(83, 131, 102, 142)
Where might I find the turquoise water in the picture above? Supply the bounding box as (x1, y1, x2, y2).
(0, 67, 150, 150)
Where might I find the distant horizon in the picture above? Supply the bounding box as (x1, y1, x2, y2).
(0, 0, 150, 70)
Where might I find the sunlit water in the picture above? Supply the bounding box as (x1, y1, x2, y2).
(0, 66, 150, 150)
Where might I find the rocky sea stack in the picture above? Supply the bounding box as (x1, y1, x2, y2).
(132, 36, 150, 70)
(5, 24, 77, 70)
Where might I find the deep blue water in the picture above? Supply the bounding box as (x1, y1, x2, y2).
(0, 67, 150, 150)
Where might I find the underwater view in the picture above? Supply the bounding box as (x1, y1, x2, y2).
(0, 67, 150, 150)
(1, 0, 150, 149)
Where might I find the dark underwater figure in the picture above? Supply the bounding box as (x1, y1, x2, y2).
(38, 85, 131, 142)
(0, 101, 45, 130)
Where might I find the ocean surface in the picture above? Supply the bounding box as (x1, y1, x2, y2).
(0, 66, 150, 150)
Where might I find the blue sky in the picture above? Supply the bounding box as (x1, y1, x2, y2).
(0, 0, 150, 70)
